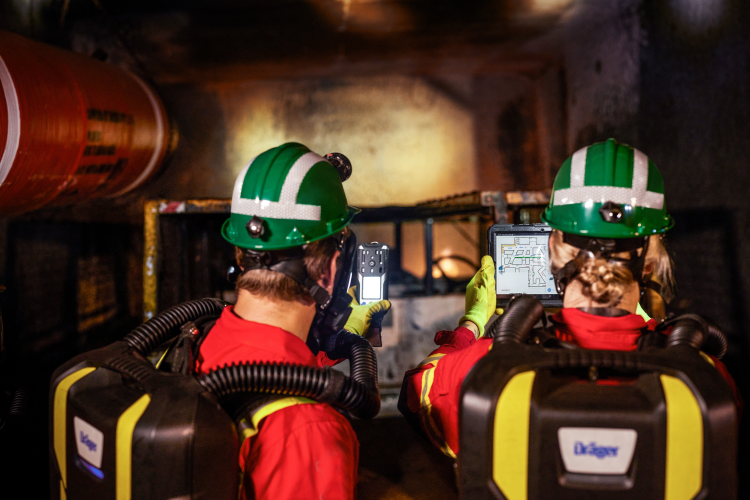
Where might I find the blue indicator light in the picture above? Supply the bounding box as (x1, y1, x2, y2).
(547, 288, 551, 292)
(83, 461, 105, 480)
(75, 455, 105, 481)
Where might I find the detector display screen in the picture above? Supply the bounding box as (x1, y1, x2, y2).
(362, 276, 382, 300)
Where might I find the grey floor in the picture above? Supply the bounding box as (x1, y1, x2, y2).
(353, 417, 459, 500)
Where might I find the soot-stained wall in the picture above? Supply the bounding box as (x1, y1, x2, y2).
(638, 0, 750, 323)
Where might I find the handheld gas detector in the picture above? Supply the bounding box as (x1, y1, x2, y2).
(356, 242, 389, 305)
(356, 242, 389, 346)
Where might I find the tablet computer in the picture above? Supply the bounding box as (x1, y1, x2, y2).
(487, 223, 563, 308)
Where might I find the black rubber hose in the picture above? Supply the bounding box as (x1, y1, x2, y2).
(665, 315, 706, 351)
(328, 331, 379, 392)
(489, 295, 544, 344)
(199, 360, 380, 419)
(128, 301, 380, 417)
(703, 318, 728, 359)
(665, 314, 728, 359)
(8, 387, 27, 416)
(124, 298, 227, 355)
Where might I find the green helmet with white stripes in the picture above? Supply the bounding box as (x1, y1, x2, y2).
(222, 142, 359, 250)
(541, 138, 674, 238)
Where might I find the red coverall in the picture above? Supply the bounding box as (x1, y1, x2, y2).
(400, 308, 742, 458)
(196, 307, 359, 500)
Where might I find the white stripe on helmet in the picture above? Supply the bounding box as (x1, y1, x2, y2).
(554, 145, 663, 210)
(631, 148, 648, 194)
(554, 186, 664, 209)
(569, 146, 587, 187)
(231, 151, 323, 220)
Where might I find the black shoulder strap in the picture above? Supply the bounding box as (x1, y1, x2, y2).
(637, 326, 666, 351)
(528, 325, 579, 350)
(192, 316, 218, 361)
(159, 315, 219, 375)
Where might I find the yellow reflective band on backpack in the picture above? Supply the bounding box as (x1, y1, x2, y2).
(154, 347, 170, 369)
(418, 354, 456, 459)
(239, 397, 317, 443)
(53, 367, 97, 496)
(493, 370, 536, 500)
(661, 375, 703, 500)
(698, 351, 715, 367)
(116, 394, 151, 500)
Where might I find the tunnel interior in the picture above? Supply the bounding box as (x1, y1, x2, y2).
(1, 0, 750, 498)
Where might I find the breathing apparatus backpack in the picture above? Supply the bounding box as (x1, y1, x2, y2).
(49, 298, 380, 500)
(458, 296, 737, 500)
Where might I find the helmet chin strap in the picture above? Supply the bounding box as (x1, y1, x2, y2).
(553, 233, 661, 303)
(236, 230, 357, 354)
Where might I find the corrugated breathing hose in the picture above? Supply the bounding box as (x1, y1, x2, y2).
(122, 300, 380, 418)
(198, 331, 380, 419)
(664, 313, 728, 359)
(485, 296, 728, 360)
(488, 295, 545, 344)
(124, 298, 227, 355)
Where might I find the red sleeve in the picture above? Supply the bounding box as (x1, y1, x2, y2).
(242, 404, 359, 500)
(398, 327, 490, 457)
(706, 355, 743, 420)
(317, 351, 342, 367)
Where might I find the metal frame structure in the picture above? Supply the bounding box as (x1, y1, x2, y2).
(142, 191, 549, 320)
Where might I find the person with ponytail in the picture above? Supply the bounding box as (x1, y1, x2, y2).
(545, 229, 675, 350)
(399, 139, 740, 460)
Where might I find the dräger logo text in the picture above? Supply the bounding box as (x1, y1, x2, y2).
(80, 431, 97, 452)
(573, 441, 618, 459)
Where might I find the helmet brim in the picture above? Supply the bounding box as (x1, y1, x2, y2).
(222, 205, 361, 250)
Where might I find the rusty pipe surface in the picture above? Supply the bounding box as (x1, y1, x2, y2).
(0, 30, 172, 215)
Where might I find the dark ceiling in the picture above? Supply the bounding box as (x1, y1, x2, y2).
(1, 0, 568, 83)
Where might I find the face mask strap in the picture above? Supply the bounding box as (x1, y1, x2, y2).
(554, 234, 651, 296)
(309, 231, 358, 351)
(238, 246, 331, 305)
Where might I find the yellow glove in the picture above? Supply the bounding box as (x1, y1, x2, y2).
(344, 286, 392, 337)
(459, 255, 497, 338)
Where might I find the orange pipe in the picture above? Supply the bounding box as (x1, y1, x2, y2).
(0, 30, 171, 215)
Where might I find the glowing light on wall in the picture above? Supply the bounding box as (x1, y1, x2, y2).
(309, 0, 413, 33)
(670, 0, 725, 32)
(435, 251, 460, 279)
(219, 75, 476, 207)
(400, 221, 479, 280)
(528, 0, 574, 13)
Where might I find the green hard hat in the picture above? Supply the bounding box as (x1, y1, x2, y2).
(541, 138, 674, 238)
(222, 143, 359, 250)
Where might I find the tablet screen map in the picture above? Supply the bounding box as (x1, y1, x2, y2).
(495, 235, 555, 295)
